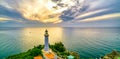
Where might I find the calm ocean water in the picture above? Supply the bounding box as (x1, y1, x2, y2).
(0, 27, 120, 59)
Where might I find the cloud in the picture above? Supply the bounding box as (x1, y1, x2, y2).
(2, 0, 85, 23)
(0, 5, 26, 20)
(76, 13, 120, 22)
(59, 0, 86, 21)
(86, 0, 119, 11)
(75, 9, 110, 19)
(0, 0, 120, 27)
(0, 17, 11, 21)
(68, 0, 120, 23)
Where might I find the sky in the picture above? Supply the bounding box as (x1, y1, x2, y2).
(0, 0, 120, 27)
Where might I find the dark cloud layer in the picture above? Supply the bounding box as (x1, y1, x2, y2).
(0, 5, 26, 20)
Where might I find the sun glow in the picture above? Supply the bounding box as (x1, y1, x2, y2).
(21, 27, 63, 48)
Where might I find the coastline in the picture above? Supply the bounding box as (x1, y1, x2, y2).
(102, 50, 120, 59)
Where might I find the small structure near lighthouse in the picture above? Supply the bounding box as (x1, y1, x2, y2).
(44, 29, 49, 52)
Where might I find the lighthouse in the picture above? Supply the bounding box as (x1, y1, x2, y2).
(44, 29, 49, 52)
(43, 29, 58, 59)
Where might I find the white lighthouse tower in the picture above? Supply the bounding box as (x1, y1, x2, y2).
(43, 30, 58, 59)
(44, 29, 49, 52)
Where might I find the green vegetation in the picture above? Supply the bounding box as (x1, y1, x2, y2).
(70, 52, 80, 59)
(50, 42, 69, 58)
(6, 45, 43, 59)
(6, 42, 80, 59)
(50, 42, 66, 52)
(50, 42, 80, 59)
(102, 50, 120, 59)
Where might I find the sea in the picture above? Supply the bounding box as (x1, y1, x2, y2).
(0, 27, 120, 59)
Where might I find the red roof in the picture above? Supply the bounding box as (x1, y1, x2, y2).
(34, 56, 43, 59)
